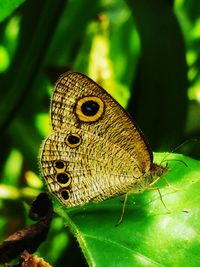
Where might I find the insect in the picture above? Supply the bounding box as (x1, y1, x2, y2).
(40, 72, 167, 208)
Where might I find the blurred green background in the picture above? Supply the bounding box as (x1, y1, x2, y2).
(0, 0, 200, 266)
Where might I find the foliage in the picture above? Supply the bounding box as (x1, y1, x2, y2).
(57, 153, 200, 267)
(0, 0, 25, 22)
(0, 0, 200, 266)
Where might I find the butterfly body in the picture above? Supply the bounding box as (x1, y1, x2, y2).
(40, 72, 166, 207)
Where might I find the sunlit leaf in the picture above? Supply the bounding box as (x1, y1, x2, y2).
(0, 46, 9, 72)
(35, 113, 51, 138)
(55, 153, 200, 267)
(0, 184, 19, 199)
(0, 0, 25, 22)
(3, 149, 23, 185)
(25, 171, 43, 189)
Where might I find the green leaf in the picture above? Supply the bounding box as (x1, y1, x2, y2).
(0, 0, 67, 135)
(0, 0, 25, 22)
(55, 153, 200, 267)
(126, 0, 188, 151)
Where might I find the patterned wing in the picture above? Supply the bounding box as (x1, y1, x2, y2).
(40, 72, 153, 207)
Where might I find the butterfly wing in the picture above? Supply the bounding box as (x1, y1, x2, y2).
(40, 72, 153, 207)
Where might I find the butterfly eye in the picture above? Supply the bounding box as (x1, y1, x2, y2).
(61, 189, 70, 200)
(65, 134, 81, 148)
(75, 96, 104, 122)
(56, 172, 71, 185)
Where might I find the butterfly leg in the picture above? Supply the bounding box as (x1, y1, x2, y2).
(162, 176, 180, 192)
(148, 187, 171, 213)
(115, 193, 128, 227)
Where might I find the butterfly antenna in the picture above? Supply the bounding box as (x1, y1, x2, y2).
(115, 193, 128, 227)
(172, 138, 199, 152)
(162, 158, 188, 167)
(159, 138, 199, 166)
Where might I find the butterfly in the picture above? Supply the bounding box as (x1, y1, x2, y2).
(40, 72, 167, 208)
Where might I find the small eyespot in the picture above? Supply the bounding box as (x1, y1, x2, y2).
(65, 133, 81, 148)
(54, 160, 65, 169)
(61, 189, 69, 200)
(75, 96, 104, 122)
(56, 172, 70, 184)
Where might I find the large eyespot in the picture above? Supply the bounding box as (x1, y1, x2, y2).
(81, 100, 99, 116)
(75, 96, 104, 122)
(60, 189, 70, 200)
(65, 133, 81, 148)
(56, 172, 71, 185)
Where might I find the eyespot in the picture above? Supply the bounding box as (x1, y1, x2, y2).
(54, 160, 65, 169)
(81, 100, 99, 116)
(56, 172, 71, 185)
(61, 189, 70, 200)
(75, 96, 104, 122)
(65, 133, 81, 148)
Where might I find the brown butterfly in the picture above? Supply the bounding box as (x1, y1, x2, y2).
(40, 72, 166, 208)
